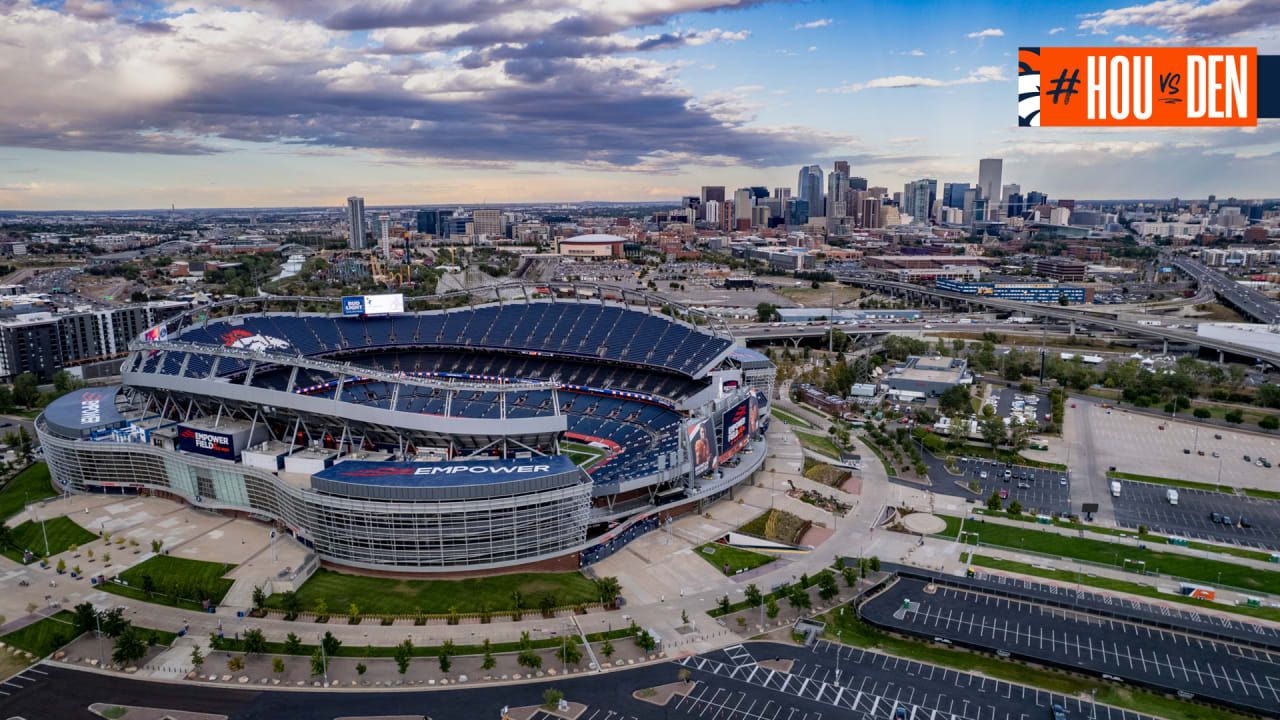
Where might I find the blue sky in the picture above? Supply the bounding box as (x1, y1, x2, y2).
(0, 0, 1277, 210)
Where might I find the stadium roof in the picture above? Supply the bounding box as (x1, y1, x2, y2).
(559, 234, 625, 244)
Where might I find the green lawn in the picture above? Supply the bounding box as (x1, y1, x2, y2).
(0, 516, 96, 564)
(102, 555, 237, 610)
(560, 442, 605, 469)
(820, 607, 1252, 720)
(0, 611, 78, 657)
(793, 429, 840, 458)
(936, 513, 1280, 594)
(769, 407, 814, 428)
(0, 463, 56, 520)
(969, 554, 1280, 623)
(265, 568, 600, 616)
(695, 543, 776, 576)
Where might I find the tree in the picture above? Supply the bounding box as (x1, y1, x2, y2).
(273, 657, 285, 673)
(482, 638, 497, 670)
(312, 598, 328, 617)
(1059, 294, 1070, 306)
(190, 645, 204, 669)
(555, 637, 582, 667)
(1260, 415, 1280, 431)
(818, 572, 839, 601)
(1225, 409, 1244, 424)
(517, 648, 542, 670)
(744, 584, 763, 607)
(283, 632, 303, 655)
(756, 302, 779, 323)
(600, 639, 615, 658)
(347, 602, 360, 622)
(841, 566, 857, 587)
(593, 576, 621, 607)
(679, 667, 693, 683)
(1193, 407, 1212, 419)
(98, 607, 128, 638)
(787, 586, 811, 613)
(766, 599, 779, 619)
(150, 538, 163, 554)
(56, 558, 65, 573)
(252, 586, 266, 610)
(938, 384, 972, 414)
(309, 648, 326, 677)
(870, 556, 881, 572)
(980, 415, 1007, 450)
(635, 630, 656, 652)
(952, 339, 966, 356)
(1006, 418, 1030, 453)
(987, 489, 1003, 511)
(717, 595, 731, 614)
(111, 625, 147, 666)
(12, 373, 38, 408)
(321, 631, 341, 658)
(542, 688, 565, 710)
(1008, 499, 1023, 516)
(227, 656, 244, 672)
(538, 593, 558, 617)
(242, 628, 267, 656)
(72, 602, 98, 635)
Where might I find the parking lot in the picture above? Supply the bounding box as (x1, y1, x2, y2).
(948, 456, 1072, 515)
(1113, 479, 1280, 550)
(863, 578, 1280, 714)
(678, 641, 1162, 720)
(1081, 403, 1280, 492)
(990, 388, 1052, 431)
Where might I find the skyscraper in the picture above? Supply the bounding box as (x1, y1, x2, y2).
(346, 196, 366, 250)
(904, 179, 937, 224)
(848, 176, 868, 192)
(797, 165, 824, 217)
(703, 200, 721, 224)
(772, 187, 791, 200)
(977, 158, 1003, 220)
(472, 209, 505, 238)
(833, 160, 850, 176)
(733, 188, 754, 222)
(943, 183, 969, 208)
(700, 186, 725, 205)
(827, 171, 848, 217)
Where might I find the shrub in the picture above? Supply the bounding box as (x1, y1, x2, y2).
(1193, 408, 1211, 419)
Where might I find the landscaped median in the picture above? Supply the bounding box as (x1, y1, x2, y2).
(0, 463, 57, 520)
(934, 513, 1280, 595)
(0, 516, 96, 564)
(967, 554, 1280, 623)
(1106, 470, 1280, 500)
(100, 556, 236, 612)
(695, 542, 775, 576)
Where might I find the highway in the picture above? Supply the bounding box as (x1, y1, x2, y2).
(839, 276, 1280, 368)
(1171, 255, 1280, 324)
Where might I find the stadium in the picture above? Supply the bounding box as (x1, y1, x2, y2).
(35, 284, 772, 574)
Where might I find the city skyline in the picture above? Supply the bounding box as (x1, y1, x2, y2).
(1, 0, 1278, 211)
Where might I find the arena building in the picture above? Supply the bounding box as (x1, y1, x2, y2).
(37, 285, 771, 575)
(556, 234, 625, 259)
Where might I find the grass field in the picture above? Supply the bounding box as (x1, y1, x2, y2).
(820, 607, 1252, 720)
(769, 407, 814, 428)
(969, 554, 1280, 623)
(0, 516, 96, 564)
(695, 543, 776, 576)
(102, 555, 237, 610)
(772, 283, 863, 307)
(936, 513, 1280, 594)
(0, 463, 56, 520)
(560, 441, 606, 469)
(266, 568, 600, 615)
(0, 611, 78, 657)
(793, 429, 840, 458)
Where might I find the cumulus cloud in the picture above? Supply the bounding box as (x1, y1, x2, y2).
(0, 0, 842, 173)
(1078, 0, 1280, 40)
(793, 18, 832, 30)
(1048, 26, 1066, 34)
(967, 28, 1004, 38)
(819, 66, 1008, 94)
(1114, 34, 1143, 43)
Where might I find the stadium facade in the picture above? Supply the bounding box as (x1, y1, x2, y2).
(37, 285, 772, 574)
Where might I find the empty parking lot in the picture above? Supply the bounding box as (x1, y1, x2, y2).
(863, 577, 1280, 715)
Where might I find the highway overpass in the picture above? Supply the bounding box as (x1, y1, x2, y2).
(838, 276, 1280, 368)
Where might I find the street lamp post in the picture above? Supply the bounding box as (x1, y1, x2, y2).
(318, 633, 328, 686)
(95, 610, 105, 669)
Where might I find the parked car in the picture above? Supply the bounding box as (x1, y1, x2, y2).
(1214, 434, 1223, 439)
(1059, 477, 1068, 486)
(1183, 448, 1191, 454)
(1240, 517, 1252, 528)
(1210, 512, 1223, 523)
(999, 489, 1009, 499)
(980, 471, 988, 479)
(1017, 482, 1030, 489)
(1212, 451, 1220, 457)
(1223, 515, 1233, 526)
(1245, 455, 1252, 462)
(1052, 704, 1069, 720)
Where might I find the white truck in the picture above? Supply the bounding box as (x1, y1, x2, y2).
(1166, 488, 1179, 505)
(1110, 480, 1122, 497)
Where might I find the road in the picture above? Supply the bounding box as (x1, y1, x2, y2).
(1172, 256, 1280, 325)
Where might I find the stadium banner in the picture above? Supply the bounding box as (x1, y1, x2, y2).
(748, 391, 760, 437)
(313, 455, 578, 485)
(687, 418, 717, 476)
(177, 426, 236, 460)
(719, 398, 750, 461)
(342, 293, 405, 316)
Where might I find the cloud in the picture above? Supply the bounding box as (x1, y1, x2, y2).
(1049, 26, 1066, 34)
(1078, 0, 1280, 41)
(1114, 34, 1143, 43)
(0, 1, 840, 174)
(793, 18, 832, 30)
(893, 49, 926, 56)
(819, 65, 1008, 94)
(967, 28, 1004, 38)
(808, 45, 816, 51)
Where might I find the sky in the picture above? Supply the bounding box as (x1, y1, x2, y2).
(0, 0, 1278, 211)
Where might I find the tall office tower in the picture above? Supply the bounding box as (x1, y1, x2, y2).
(905, 179, 937, 224)
(827, 171, 848, 217)
(833, 160, 850, 175)
(415, 210, 435, 234)
(346, 196, 367, 250)
(848, 176, 868, 192)
(749, 187, 770, 200)
(1026, 190, 1046, 207)
(472, 209, 505, 238)
(751, 205, 770, 228)
(1006, 193, 1025, 218)
(977, 158, 1003, 219)
(943, 182, 969, 208)
(733, 188, 754, 222)
(963, 187, 977, 221)
(703, 200, 721, 224)
(797, 165, 824, 216)
(700, 186, 726, 205)
(860, 197, 882, 228)
(379, 214, 391, 258)
(786, 199, 810, 226)
(772, 187, 791, 200)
